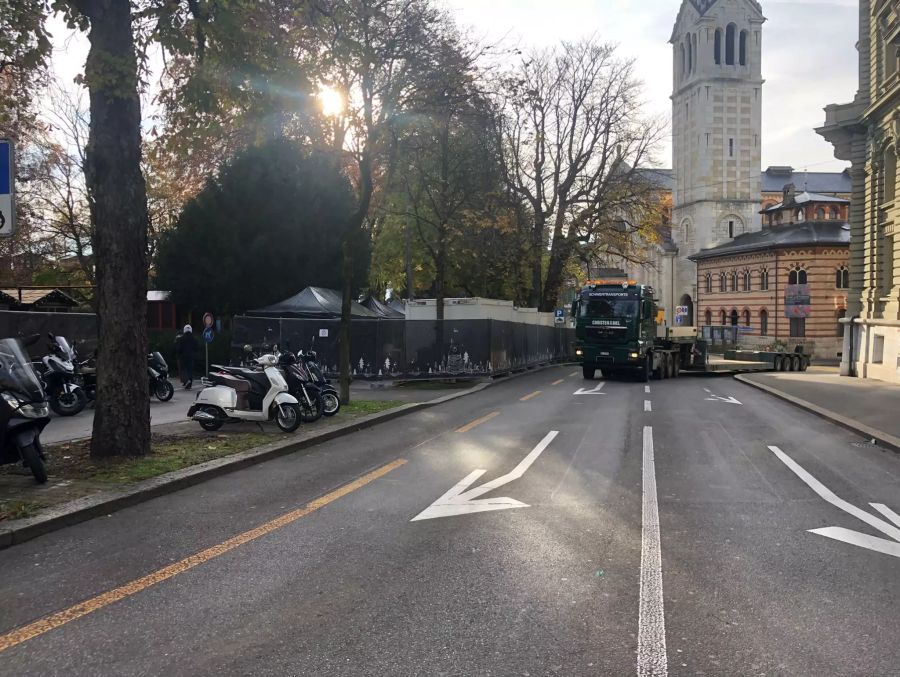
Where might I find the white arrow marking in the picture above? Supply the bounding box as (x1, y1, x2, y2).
(768, 445, 900, 559)
(411, 431, 559, 521)
(705, 395, 742, 405)
(574, 383, 605, 396)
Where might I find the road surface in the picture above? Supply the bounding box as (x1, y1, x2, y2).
(0, 365, 897, 675)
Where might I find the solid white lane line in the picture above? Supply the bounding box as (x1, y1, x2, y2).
(644, 385, 651, 394)
(638, 426, 667, 677)
(703, 387, 711, 393)
(644, 400, 652, 412)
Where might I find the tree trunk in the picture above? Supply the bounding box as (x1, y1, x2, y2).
(339, 236, 352, 404)
(80, 0, 151, 458)
(540, 243, 570, 312)
(530, 217, 544, 308)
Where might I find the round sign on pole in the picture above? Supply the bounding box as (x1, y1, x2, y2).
(203, 312, 214, 329)
(202, 327, 215, 343)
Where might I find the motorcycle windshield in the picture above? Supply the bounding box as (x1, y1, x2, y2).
(0, 339, 44, 401)
(307, 361, 325, 381)
(150, 351, 167, 371)
(55, 336, 75, 361)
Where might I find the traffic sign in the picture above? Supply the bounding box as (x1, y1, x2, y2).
(203, 312, 215, 329)
(675, 305, 689, 317)
(202, 327, 215, 343)
(0, 139, 14, 237)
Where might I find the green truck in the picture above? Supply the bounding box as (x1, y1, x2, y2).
(572, 278, 810, 381)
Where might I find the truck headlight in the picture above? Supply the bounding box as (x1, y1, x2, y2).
(575, 349, 583, 356)
(629, 352, 639, 359)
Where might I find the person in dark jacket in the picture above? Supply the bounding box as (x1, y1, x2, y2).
(179, 324, 198, 389)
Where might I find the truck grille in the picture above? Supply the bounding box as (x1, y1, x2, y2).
(586, 326, 624, 341)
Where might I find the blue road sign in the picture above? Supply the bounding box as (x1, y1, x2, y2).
(555, 308, 565, 318)
(0, 139, 13, 237)
(202, 328, 215, 343)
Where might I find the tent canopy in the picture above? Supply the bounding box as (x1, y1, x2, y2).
(362, 297, 405, 318)
(249, 287, 379, 319)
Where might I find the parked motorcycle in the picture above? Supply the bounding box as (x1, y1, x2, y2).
(273, 348, 324, 423)
(38, 335, 87, 416)
(72, 341, 97, 404)
(148, 351, 175, 402)
(0, 337, 51, 483)
(300, 350, 340, 416)
(188, 354, 301, 432)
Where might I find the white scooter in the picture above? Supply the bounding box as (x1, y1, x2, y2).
(187, 354, 301, 432)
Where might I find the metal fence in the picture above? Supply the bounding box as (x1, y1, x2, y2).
(231, 316, 575, 378)
(0, 310, 98, 357)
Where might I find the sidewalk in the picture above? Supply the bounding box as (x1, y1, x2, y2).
(735, 366, 900, 452)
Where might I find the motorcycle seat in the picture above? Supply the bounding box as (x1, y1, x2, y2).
(209, 372, 251, 393)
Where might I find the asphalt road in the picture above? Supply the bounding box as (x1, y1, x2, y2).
(0, 365, 897, 676)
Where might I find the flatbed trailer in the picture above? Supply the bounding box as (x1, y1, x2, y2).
(633, 339, 811, 379)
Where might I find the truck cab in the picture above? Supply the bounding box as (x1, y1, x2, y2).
(572, 279, 659, 380)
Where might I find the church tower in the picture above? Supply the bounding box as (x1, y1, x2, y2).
(668, 0, 765, 325)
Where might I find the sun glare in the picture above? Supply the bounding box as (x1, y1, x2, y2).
(318, 87, 345, 118)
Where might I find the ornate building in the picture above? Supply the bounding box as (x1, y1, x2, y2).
(663, 0, 766, 326)
(689, 190, 850, 358)
(818, 0, 900, 384)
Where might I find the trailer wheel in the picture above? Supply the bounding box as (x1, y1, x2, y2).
(790, 355, 801, 371)
(778, 356, 788, 372)
(582, 365, 596, 380)
(799, 357, 809, 372)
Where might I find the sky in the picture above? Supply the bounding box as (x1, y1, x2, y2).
(446, 0, 859, 173)
(47, 0, 858, 173)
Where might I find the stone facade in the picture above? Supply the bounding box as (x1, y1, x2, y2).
(818, 0, 900, 384)
(667, 0, 765, 326)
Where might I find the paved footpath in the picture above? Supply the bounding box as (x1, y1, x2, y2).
(0, 366, 897, 676)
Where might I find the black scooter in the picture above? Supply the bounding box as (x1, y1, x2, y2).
(148, 352, 175, 402)
(0, 336, 51, 483)
(274, 349, 324, 423)
(38, 334, 86, 416)
(299, 350, 340, 416)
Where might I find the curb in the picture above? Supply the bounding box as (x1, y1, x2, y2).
(734, 374, 900, 453)
(0, 361, 571, 549)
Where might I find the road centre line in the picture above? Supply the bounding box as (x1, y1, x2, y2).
(520, 390, 542, 401)
(644, 400, 652, 412)
(455, 411, 500, 433)
(638, 426, 668, 676)
(0, 459, 408, 654)
(644, 385, 650, 394)
(569, 371, 579, 378)
(552, 378, 565, 386)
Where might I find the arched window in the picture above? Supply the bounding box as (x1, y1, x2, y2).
(760, 309, 768, 336)
(830, 206, 840, 219)
(720, 309, 727, 325)
(725, 24, 736, 65)
(760, 268, 769, 290)
(729, 272, 737, 292)
(788, 268, 808, 285)
(742, 309, 750, 327)
(680, 43, 686, 80)
(719, 273, 726, 292)
(692, 33, 698, 73)
(705, 310, 712, 326)
(739, 30, 748, 66)
(714, 29, 722, 65)
(816, 207, 825, 219)
(836, 266, 849, 289)
(705, 273, 712, 294)
(795, 208, 804, 222)
(686, 36, 692, 74)
(742, 271, 751, 291)
(836, 308, 846, 337)
(730, 309, 739, 326)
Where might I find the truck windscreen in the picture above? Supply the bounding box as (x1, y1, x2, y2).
(580, 298, 638, 318)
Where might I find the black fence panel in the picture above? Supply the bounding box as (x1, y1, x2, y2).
(232, 315, 575, 378)
(0, 310, 98, 358)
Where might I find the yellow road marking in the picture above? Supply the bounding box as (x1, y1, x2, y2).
(0, 458, 407, 654)
(551, 379, 565, 386)
(455, 411, 500, 433)
(520, 390, 542, 401)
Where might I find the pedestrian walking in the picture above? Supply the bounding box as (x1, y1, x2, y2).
(179, 324, 198, 389)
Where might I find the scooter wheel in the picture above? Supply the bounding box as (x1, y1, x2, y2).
(275, 403, 301, 432)
(20, 442, 47, 484)
(155, 379, 175, 402)
(198, 406, 224, 431)
(322, 392, 341, 416)
(50, 388, 87, 416)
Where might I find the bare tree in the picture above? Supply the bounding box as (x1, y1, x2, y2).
(497, 37, 665, 311)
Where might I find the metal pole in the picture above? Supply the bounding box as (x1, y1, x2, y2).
(205, 341, 209, 377)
